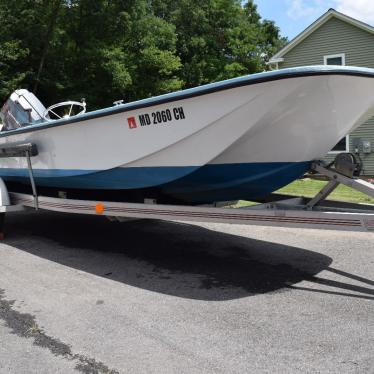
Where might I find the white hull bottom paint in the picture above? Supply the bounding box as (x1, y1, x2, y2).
(0, 66, 374, 203)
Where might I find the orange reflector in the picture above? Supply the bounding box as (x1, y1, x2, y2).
(95, 203, 105, 214)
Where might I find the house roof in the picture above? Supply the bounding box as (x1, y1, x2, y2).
(269, 8, 374, 64)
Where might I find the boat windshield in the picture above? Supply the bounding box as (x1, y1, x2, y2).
(0, 89, 47, 131)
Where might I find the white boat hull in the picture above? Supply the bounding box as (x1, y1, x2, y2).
(0, 66, 373, 203)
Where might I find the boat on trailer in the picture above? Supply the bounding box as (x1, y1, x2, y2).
(0, 65, 374, 204)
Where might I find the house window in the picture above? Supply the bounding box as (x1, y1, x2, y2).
(329, 135, 349, 154)
(323, 53, 345, 66)
(324, 53, 348, 152)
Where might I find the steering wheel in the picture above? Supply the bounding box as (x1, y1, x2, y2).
(43, 100, 86, 121)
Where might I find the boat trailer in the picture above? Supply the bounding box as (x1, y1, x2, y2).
(0, 147, 373, 235)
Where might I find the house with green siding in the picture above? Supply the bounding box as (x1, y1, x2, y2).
(269, 8, 374, 176)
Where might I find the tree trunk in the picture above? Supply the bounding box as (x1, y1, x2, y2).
(33, 0, 62, 94)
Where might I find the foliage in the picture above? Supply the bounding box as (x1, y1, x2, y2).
(0, 0, 286, 109)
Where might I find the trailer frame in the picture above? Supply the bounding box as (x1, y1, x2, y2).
(0, 160, 373, 235)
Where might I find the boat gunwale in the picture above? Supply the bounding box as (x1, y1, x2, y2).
(1, 66, 374, 138)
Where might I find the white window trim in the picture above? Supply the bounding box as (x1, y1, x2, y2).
(328, 134, 350, 154)
(323, 53, 346, 66)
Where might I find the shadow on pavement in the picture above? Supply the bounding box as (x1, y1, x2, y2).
(4, 210, 335, 301)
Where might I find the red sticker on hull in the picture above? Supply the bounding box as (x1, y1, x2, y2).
(127, 116, 137, 129)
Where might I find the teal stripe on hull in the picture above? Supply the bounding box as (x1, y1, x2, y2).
(0, 162, 311, 203)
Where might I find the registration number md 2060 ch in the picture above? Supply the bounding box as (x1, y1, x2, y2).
(127, 106, 186, 129)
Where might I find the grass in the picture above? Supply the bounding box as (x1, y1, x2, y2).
(235, 178, 374, 207)
(277, 178, 374, 204)
(27, 323, 41, 335)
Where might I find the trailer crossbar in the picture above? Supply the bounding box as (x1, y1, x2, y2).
(312, 162, 374, 199)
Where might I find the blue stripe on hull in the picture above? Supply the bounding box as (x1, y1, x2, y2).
(162, 162, 311, 202)
(0, 162, 311, 202)
(0, 166, 198, 189)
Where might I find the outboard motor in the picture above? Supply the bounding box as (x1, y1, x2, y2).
(0, 89, 47, 131)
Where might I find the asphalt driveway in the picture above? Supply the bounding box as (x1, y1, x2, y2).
(0, 210, 373, 373)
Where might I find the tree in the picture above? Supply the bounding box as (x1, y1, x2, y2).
(0, 40, 29, 99)
(0, 0, 286, 108)
(33, 0, 63, 93)
(151, 0, 286, 87)
(38, 0, 182, 108)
